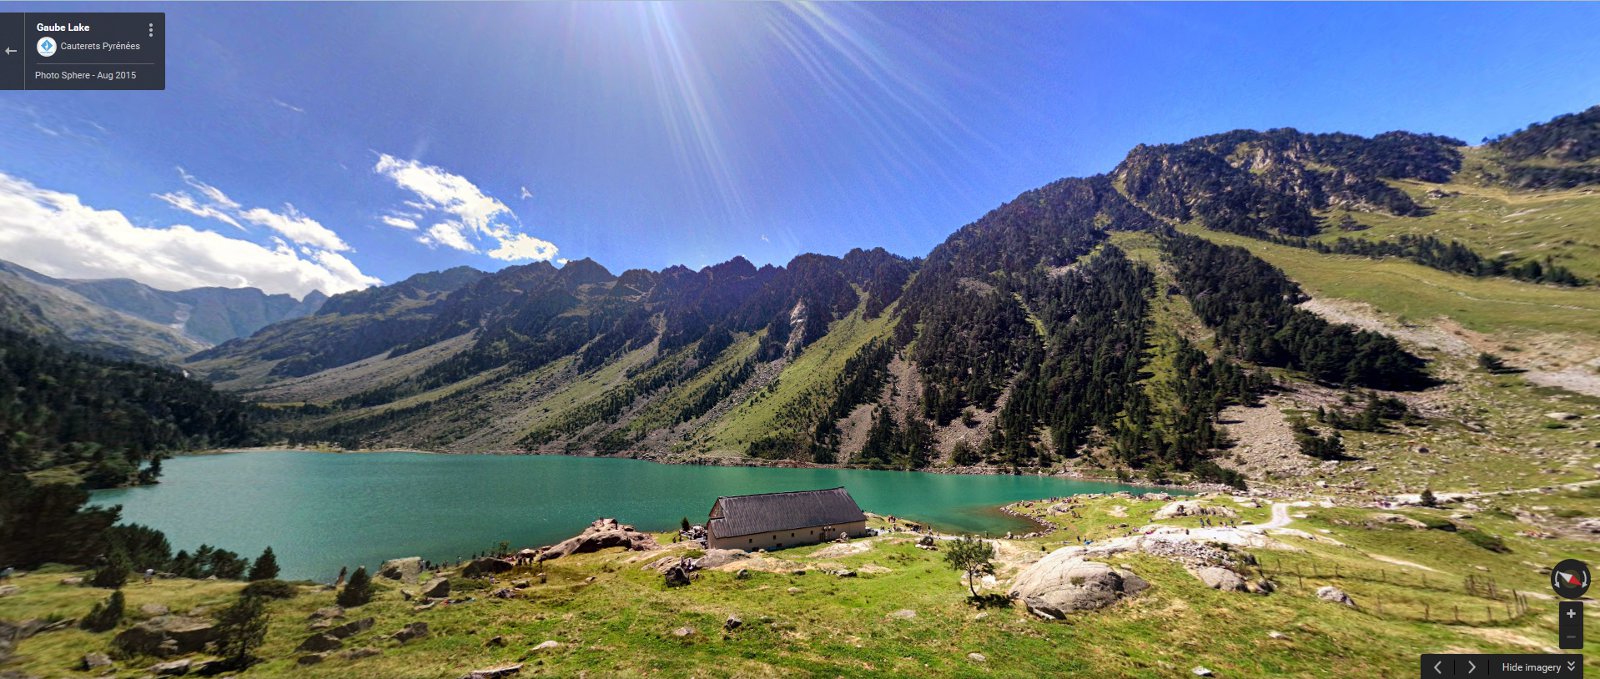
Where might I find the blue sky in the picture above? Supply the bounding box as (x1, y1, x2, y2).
(1, 2, 1598, 298)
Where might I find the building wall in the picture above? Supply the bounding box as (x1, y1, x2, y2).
(708, 520, 868, 551)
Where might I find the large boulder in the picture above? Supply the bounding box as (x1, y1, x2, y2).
(422, 578, 450, 599)
(462, 558, 515, 578)
(148, 658, 191, 676)
(379, 557, 424, 584)
(538, 518, 660, 562)
(1317, 586, 1356, 607)
(1010, 551, 1148, 619)
(113, 616, 219, 658)
(693, 549, 748, 570)
(1192, 566, 1248, 592)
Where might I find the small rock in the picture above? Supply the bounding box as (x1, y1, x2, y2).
(670, 626, 697, 638)
(531, 640, 562, 652)
(1267, 631, 1287, 640)
(59, 576, 84, 586)
(1546, 412, 1581, 421)
(724, 615, 742, 631)
(422, 577, 450, 599)
(308, 606, 344, 620)
(338, 647, 382, 660)
(298, 653, 326, 666)
(786, 587, 802, 594)
(974, 612, 989, 621)
(0, 585, 19, 597)
(326, 617, 375, 639)
(461, 663, 523, 679)
(296, 633, 344, 653)
(138, 602, 170, 618)
(887, 609, 917, 620)
(148, 658, 191, 676)
(391, 621, 430, 643)
(735, 569, 750, 580)
(400, 589, 416, 601)
(81, 652, 113, 671)
(1193, 667, 1214, 677)
(486, 635, 507, 647)
(834, 569, 856, 578)
(968, 652, 987, 663)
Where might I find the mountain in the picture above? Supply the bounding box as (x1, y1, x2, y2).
(0, 259, 329, 355)
(188, 105, 1600, 488)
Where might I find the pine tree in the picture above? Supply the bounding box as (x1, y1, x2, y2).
(336, 566, 373, 607)
(214, 594, 271, 668)
(79, 590, 124, 632)
(91, 549, 131, 589)
(247, 547, 279, 581)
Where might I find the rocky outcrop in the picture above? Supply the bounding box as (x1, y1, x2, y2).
(295, 633, 343, 653)
(537, 519, 660, 562)
(1010, 552, 1148, 619)
(1152, 501, 1238, 520)
(113, 616, 219, 658)
(462, 558, 514, 578)
(1192, 566, 1249, 592)
(379, 557, 424, 584)
(326, 617, 374, 639)
(422, 578, 450, 599)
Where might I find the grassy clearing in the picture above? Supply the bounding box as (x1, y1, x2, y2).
(1181, 225, 1600, 339)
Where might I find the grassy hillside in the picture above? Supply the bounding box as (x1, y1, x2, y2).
(4, 495, 1595, 678)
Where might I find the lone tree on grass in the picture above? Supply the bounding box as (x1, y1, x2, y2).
(80, 590, 124, 632)
(247, 546, 279, 581)
(943, 536, 996, 598)
(215, 594, 270, 669)
(336, 566, 373, 607)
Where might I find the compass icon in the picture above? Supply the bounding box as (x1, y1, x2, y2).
(36, 36, 56, 58)
(1552, 558, 1591, 599)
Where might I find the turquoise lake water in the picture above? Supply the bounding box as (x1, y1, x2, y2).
(90, 451, 1164, 581)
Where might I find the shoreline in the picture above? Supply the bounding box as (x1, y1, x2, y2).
(189, 445, 1225, 494)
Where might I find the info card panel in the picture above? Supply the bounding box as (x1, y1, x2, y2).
(0, 13, 166, 90)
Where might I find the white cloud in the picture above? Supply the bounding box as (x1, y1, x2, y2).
(239, 204, 349, 252)
(381, 215, 419, 230)
(154, 191, 245, 230)
(488, 233, 558, 262)
(373, 153, 559, 262)
(419, 222, 477, 253)
(271, 98, 305, 113)
(176, 167, 240, 210)
(519, 186, 532, 200)
(0, 172, 378, 298)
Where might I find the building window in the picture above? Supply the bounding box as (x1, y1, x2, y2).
(748, 538, 753, 544)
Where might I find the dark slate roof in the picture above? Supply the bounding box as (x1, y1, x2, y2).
(708, 487, 866, 538)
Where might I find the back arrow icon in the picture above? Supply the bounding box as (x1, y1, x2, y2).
(1433, 660, 1443, 674)
(4, 48, 15, 55)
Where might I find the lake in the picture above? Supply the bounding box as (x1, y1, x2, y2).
(90, 451, 1167, 581)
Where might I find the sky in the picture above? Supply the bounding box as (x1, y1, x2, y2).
(1, 2, 1598, 299)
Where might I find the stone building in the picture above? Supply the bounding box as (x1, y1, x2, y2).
(705, 487, 868, 551)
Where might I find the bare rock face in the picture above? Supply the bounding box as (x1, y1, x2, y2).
(1010, 552, 1148, 619)
(295, 633, 344, 653)
(538, 518, 661, 562)
(422, 578, 450, 599)
(113, 616, 219, 658)
(379, 557, 424, 584)
(693, 549, 748, 570)
(325, 617, 374, 639)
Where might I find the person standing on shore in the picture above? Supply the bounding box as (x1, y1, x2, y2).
(335, 566, 347, 588)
